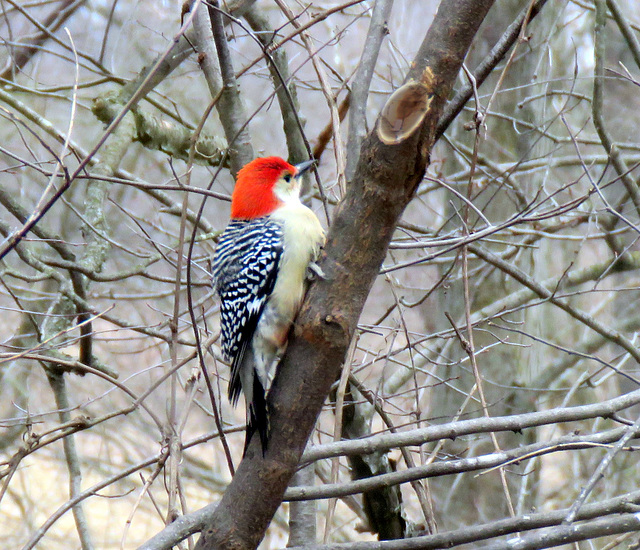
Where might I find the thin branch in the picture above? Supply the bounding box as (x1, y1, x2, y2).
(208, 0, 254, 175)
(243, 6, 308, 164)
(288, 427, 638, 501)
(436, 0, 549, 140)
(345, 0, 393, 181)
(46, 371, 95, 550)
(565, 411, 640, 523)
(470, 243, 640, 367)
(0, 0, 88, 80)
(0, 4, 203, 260)
(301, 385, 640, 463)
(592, 0, 640, 214)
(606, 0, 640, 71)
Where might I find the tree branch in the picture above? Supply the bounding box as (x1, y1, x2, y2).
(345, 0, 393, 181)
(190, 1, 496, 549)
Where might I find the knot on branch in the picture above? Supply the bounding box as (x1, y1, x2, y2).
(295, 306, 351, 353)
(377, 67, 437, 145)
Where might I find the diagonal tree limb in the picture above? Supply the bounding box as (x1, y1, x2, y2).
(188, 1, 496, 549)
(436, 0, 548, 141)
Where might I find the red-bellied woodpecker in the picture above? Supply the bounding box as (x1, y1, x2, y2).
(211, 157, 325, 453)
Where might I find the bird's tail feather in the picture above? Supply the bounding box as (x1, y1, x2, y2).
(237, 348, 270, 456)
(245, 374, 269, 456)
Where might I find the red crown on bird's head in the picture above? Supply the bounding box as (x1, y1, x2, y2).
(231, 157, 296, 220)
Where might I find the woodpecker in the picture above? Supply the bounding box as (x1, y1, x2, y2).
(211, 157, 325, 453)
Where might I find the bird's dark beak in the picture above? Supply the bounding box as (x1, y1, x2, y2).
(294, 159, 316, 177)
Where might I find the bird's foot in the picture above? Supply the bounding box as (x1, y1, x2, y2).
(307, 261, 325, 281)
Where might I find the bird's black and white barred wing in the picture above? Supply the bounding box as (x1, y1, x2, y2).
(211, 218, 284, 404)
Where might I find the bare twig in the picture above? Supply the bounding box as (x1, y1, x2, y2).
(208, 0, 254, 174)
(345, 0, 393, 181)
(592, 0, 640, 214)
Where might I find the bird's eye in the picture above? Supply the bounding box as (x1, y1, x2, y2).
(283, 173, 292, 182)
